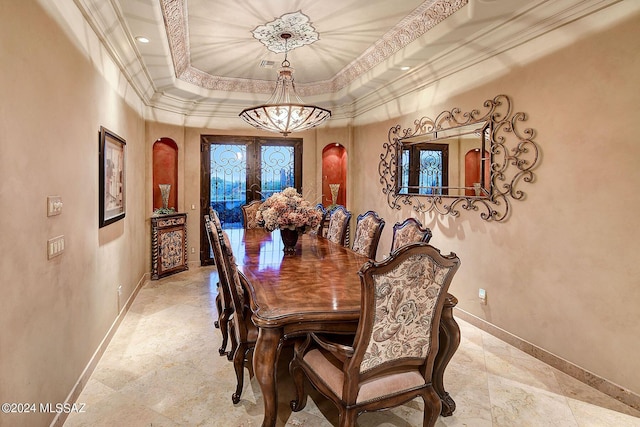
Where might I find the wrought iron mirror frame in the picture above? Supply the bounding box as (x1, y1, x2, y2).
(379, 94, 539, 221)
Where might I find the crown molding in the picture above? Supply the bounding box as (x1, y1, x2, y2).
(73, 0, 157, 102)
(71, 0, 623, 125)
(350, 0, 624, 117)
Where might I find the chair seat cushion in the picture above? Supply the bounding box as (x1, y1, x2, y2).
(303, 348, 425, 404)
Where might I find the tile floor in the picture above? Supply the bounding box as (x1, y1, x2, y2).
(63, 267, 640, 427)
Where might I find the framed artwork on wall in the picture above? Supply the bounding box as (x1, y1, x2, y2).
(99, 126, 126, 227)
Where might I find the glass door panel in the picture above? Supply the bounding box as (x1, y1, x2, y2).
(200, 135, 302, 265)
(210, 144, 247, 228)
(419, 149, 444, 195)
(260, 145, 295, 199)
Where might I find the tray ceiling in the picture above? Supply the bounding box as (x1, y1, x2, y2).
(73, 0, 612, 123)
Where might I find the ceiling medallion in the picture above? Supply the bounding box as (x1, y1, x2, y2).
(251, 11, 319, 54)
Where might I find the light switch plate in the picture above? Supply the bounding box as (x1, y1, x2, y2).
(479, 288, 487, 304)
(48, 235, 65, 259)
(47, 196, 63, 216)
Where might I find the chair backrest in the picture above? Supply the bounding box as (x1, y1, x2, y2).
(325, 205, 352, 246)
(209, 208, 223, 231)
(351, 210, 385, 259)
(209, 206, 220, 226)
(344, 243, 460, 402)
(310, 203, 328, 236)
(390, 217, 432, 254)
(204, 213, 233, 315)
(241, 200, 262, 229)
(217, 227, 251, 341)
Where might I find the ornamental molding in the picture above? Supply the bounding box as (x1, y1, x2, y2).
(252, 11, 319, 54)
(159, 0, 468, 96)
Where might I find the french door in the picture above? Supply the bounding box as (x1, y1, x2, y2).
(200, 135, 302, 264)
(400, 143, 449, 195)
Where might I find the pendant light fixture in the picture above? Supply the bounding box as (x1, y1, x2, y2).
(239, 33, 331, 137)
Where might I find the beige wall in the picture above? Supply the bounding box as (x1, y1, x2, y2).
(350, 1, 640, 396)
(2, 1, 639, 426)
(0, 1, 147, 426)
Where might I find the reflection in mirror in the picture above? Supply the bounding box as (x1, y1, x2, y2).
(397, 122, 491, 197)
(379, 94, 540, 222)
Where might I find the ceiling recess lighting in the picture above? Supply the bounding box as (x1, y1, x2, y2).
(239, 33, 331, 137)
(136, 36, 150, 43)
(400, 66, 411, 71)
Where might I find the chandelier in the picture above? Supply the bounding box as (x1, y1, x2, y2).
(239, 33, 331, 137)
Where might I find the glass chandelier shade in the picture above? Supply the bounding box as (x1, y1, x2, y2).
(239, 34, 331, 136)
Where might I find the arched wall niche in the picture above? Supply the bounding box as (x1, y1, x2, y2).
(464, 148, 491, 197)
(152, 137, 178, 211)
(321, 143, 347, 207)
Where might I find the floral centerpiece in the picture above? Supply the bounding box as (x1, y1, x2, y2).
(256, 187, 322, 232)
(256, 187, 322, 253)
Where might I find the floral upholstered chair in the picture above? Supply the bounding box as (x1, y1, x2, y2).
(205, 212, 234, 357)
(325, 205, 352, 247)
(217, 228, 258, 404)
(390, 217, 432, 254)
(351, 210, 385, 259)
(241, 200, 262, 229)
(289, 243, 461, 427)
(310, 203, 328, 236)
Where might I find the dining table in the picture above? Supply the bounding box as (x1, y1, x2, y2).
(225, 227, 461, 427)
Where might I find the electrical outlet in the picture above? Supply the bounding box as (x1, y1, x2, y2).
(191, 247, 196, 254)
(479, 288, 487, 304)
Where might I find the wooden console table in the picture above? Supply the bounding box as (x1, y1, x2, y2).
(151, 213, 188, 279)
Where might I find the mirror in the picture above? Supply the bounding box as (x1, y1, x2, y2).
(379, 94, 540, 221)
(397, 121, 491, 197)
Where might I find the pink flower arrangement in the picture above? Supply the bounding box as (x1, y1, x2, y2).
(256, 187, 322, 232)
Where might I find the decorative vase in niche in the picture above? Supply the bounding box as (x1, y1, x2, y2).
(280, 228, 300, 255)
(159, 184, 171, 209)
(329, 183, 340, 206)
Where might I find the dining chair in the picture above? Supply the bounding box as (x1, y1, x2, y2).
(325, 205, 352, 247)
(241, 200, 262, 229)
(310, 203, 328, 236)
(351, 210, 385, 259)
(217, 228, 258, 404)
(204, 216, 220, 325)
(390, 217, 432, 254)
(205, 212, 233, 357)
(289, 243, 461, 427)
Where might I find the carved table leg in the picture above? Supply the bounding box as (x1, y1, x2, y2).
(253, 327, 282, 427)
(434, 293, 461, 416)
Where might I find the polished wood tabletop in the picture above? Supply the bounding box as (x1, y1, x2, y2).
(226, 228, 368, 326)
(225, 227, 460, 427)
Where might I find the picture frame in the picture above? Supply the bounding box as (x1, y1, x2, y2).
(99, 126, 126, 227)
